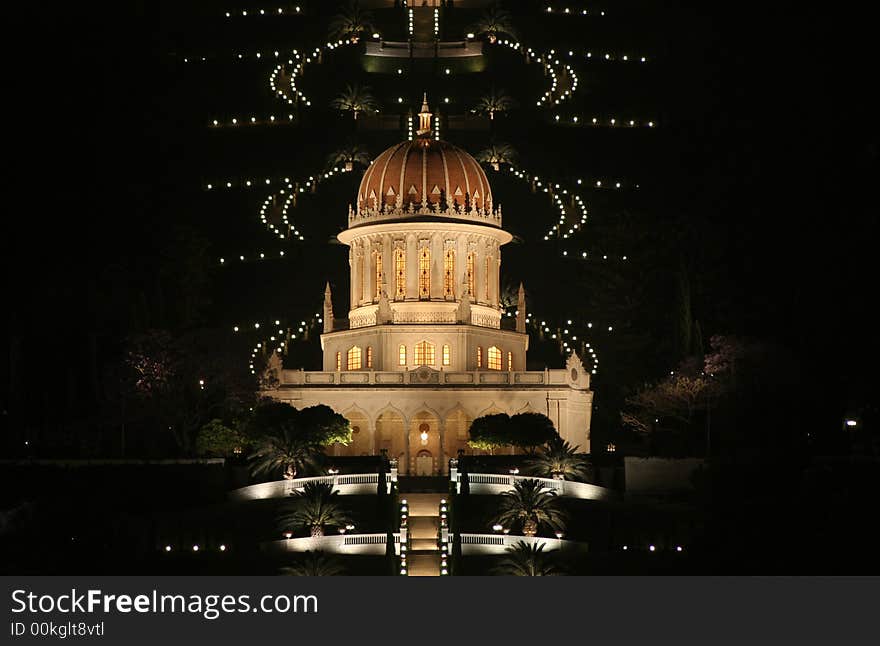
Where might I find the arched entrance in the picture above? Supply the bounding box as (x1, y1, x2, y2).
(444, 408, 472, 459)
(333, 409, 371, 456)
(376, 410, 407, 473)
(415, 450, 433, 476)
(408, 412, 441, 475)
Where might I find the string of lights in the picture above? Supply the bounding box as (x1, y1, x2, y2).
(233, 303, 602, 377)
(553, 115, 657, 128)
(223, 7, 302, 18)
(209, 114, 296, 127)
(542, 4, 605, 16)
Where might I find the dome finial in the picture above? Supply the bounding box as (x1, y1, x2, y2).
(417, 92, 433, 138)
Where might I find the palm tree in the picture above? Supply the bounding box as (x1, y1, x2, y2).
(329, 1, 375, 43)
(492, 541, 562, 576)
(326, 143, 371, 172)
(280, 551, 346, 576)
(470, 6, 517, 44)
(331, 84, 378, 121)
(492, 479, 567, 537)
(476, 141, 518, 171)
(473, 88, 515, 121)
(279, 482, 352, 538)
(525, 437, 592, 482)
(248, 428, 321, 480)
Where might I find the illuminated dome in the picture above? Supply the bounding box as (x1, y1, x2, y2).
(357, 138, 493, 214)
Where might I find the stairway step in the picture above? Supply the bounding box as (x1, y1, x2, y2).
(401, 493, 446, 516)
(409, 538, 439, 551)
(406, 553, 440, 577)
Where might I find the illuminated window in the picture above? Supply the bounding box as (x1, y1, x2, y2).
(414, 341, 435, 365)
(466, 251, 475, 297)
(419, 247, 430, 298)
(395, 248, 405, 299)
(366, 346, 373, 369)
(442, 344, 451, 366)
(398, 344, 407, 366)
(507, 351, 513, 371)
(487, 346, 502, 370)
(444, 249, 455, 297)
(335, 352, 341, 371)
(347, 346, 362, 370)
(476, 346, 482, 368)
(375, 252, 383, 299)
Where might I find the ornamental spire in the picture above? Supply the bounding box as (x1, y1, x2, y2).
(323, 282, 334, 333)
(516, 282, 526, 333)
(416, 92, 433, 137)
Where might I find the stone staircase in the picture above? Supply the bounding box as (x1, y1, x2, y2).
(402, 493, 444, 576)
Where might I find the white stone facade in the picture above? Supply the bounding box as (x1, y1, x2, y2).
(264, 132, 594, 474)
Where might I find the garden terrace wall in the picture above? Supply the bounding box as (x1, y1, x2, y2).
(452, 472, 616, 501)
(229, 473, 383, 501)
(263, 533, 401, 556)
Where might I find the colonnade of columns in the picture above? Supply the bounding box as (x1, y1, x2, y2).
(348, 232, 500, 310)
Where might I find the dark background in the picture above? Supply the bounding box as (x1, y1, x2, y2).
(5, 2, 876, 462)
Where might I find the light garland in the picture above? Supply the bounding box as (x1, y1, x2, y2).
(543, 4, 605, 16)
(223, 7, 302, 18)
(489, 40, 579, 108)
(218, 250, 288, 267)
(553, 115, 656, 128)
(208, 114, 296, 128)
(230, 311, 323, 374)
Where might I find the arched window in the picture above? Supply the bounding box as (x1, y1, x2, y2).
(476, 346, 482, 368)
(347, 346, 362, 370)
(444, 248, 455, 298)
(466, 251, 475, 297)
(442, 344, 451, 366)
(414, 341, 435, 365)
(398, 344, 407, 366)
(335, 351, 342, 371)
(374, 252, 383, 299)
(487, 346, 502, 370)
(366, 346, 373, 369)
(394, 248, 406, 299)
(507, 351, 513, 371)
(419, 247, 430, 298)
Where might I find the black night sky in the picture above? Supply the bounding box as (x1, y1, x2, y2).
(3, 1, 878, 573)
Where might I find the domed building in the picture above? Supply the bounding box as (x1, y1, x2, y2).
(264, 97, 593, 476)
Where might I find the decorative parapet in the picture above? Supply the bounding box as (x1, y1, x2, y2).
(454, 533, 588, 555)
(278, 368, 582, 388)
(450, 473, 615, 501)
(264, 533, 401, 556)
(347, 303, 501, 329)
(348, 200, 502, 228)
(364, 40, 483, 59)
(229, 473, 381, 502)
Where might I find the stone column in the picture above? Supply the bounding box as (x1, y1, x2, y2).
(430, 232, 443, 300)
(382, 235, 393, 300)
(490, 243, 500, 306)
(403, 421, 411, 475)
(362, 240, 372, 306)
(351, 240, 361, 309)
(406, 233, 418, 300)
(438, 419, 447, 475)
(476, 238, 487, 304)
(368, 417, 377, 455)
(456, 235, 468, 300)
(349, 246, 357, 310)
